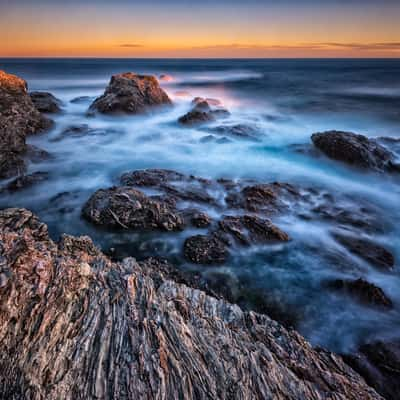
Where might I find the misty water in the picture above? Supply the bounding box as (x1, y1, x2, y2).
(1, 58, 400, 353)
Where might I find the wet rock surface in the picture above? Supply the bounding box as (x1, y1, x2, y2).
(0, 70, 52, 179)
(311, 130, 399, 172)
(206, 124, 261, 141)
(0, 208, 381, 399)
(88, 72, 172, 114)
(344, 340, 400, 400)
(1, 171, 49, 193)
(334, 233, 395, 271)
(178, 98, 230, 125)
(184, 234, 228, 265)
(30, 91, 62, 113)
(82, 186, 184, 231)
(327, 278, 393, 309)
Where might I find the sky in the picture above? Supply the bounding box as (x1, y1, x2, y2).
(1, 0, 400, 58)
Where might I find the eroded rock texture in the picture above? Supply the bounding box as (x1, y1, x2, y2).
(0, 208, 381, 399)
(88, 73, 172, 114)
(0, 70, 52, 179)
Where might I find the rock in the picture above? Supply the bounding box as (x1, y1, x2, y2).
(0, 208, 380, 399)
(178, 98, 230, 125)
(327, 278, 393, 309)
(88, 72, 172, 114)
(207, 124, 261, 141)
(1, 171, 49, 192)
(184, 234, 228, 264)
(216, 215, 289, 246)
(311, 131, 398, 172)
(226, 182, 299, 214)
(344, 340, 400, 400)
(70, 95, 93, 104)
(0, 70, 52, 179)
(82, 186, 184, 231)
(181, 209, 212, 228)
(192, 97, 222, 106)
(30, 91, 62, 113)
(334, 233, 395, 271)
(120, 168, 185, 187)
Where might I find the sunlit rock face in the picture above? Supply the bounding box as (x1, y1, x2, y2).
(0, 71, 52, 179)
(0, 208, 381, 400)
(88, 72, 172, 115)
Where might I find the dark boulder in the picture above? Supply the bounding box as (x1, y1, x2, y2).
(30, 91, 62, 113)
(344, 339, 400, 400)
(178, 98, 230, 126)
(184, 234, 228, 265)
(327, 278, 393, 309)
(88, 72, 172, 115)
(0, 70, 52, 179)
(82, 186, 184, 231)
(334, 233, 395, 271)
(121, 168, 185, 187)
(181, 209, 212, 228)
(311, 130, 398, 172)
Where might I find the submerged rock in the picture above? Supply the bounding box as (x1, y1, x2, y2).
(82, 186, 184, 231)
(30, 91, 62, 113)
(1, 171, 49, 192)
(344, 339, 400, 400)
(184, 234, 228, 264)
(206, 124, 261, 141)
(0, 208, 380, 399)
(311, 130, 399, 172)
(88, 72, 172, 114)
(327, 278, 393, 309)
(0, 70, 52, 179)
(334, 233, 395, 271)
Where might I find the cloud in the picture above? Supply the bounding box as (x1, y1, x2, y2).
(119, 43, 143, 48)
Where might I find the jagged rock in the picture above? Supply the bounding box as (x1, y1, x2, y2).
(327, 278, 393, 309)
(30, 91, 62, 113)
(184, 234, 228, 264)
(1, 171, 49, 192)
(0, 208, 382, 399)
(216, 215, 290, 245)
(344, 340, 400, 400)
(0, 70, 52, 179)
(88, 72, 172, 114)
(334, 233, 395, 271)
(82, 186, 184, 231)
(311, 131, 399, 172)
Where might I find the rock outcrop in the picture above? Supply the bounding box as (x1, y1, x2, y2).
(0, 70, 52, 179)
(88, 73, 172, 114)
(178, 99, 230, 125)
(311, 130, 399, 172)
(82, 186, 184, 231)
(30, 91, 62, 113)
(0, 208, 382, 399)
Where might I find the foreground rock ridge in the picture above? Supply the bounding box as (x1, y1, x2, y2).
(0, 208, 381, 399)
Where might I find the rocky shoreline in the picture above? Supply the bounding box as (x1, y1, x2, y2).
(0, 69, 399, 399)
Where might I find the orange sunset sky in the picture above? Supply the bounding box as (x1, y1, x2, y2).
(1, 0, 400, 58)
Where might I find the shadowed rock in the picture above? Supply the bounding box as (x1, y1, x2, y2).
(327, 278, 393, 309)
(178, 99, 230, 125)
(88, 72, 172, 115)
(0, 70, 52, 179)
(0, 208, 382, 399)
(334, 233, 395, 271)
(311, 131, 399, 172)
(184, 234, 229, 265)
(344, 340, 400, 400)
(82, 186, 184, 231)
(30, 91, 62, 113)
(1, 171, 49, 193)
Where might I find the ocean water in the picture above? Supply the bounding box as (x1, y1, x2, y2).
(1, 58, 400, 353)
